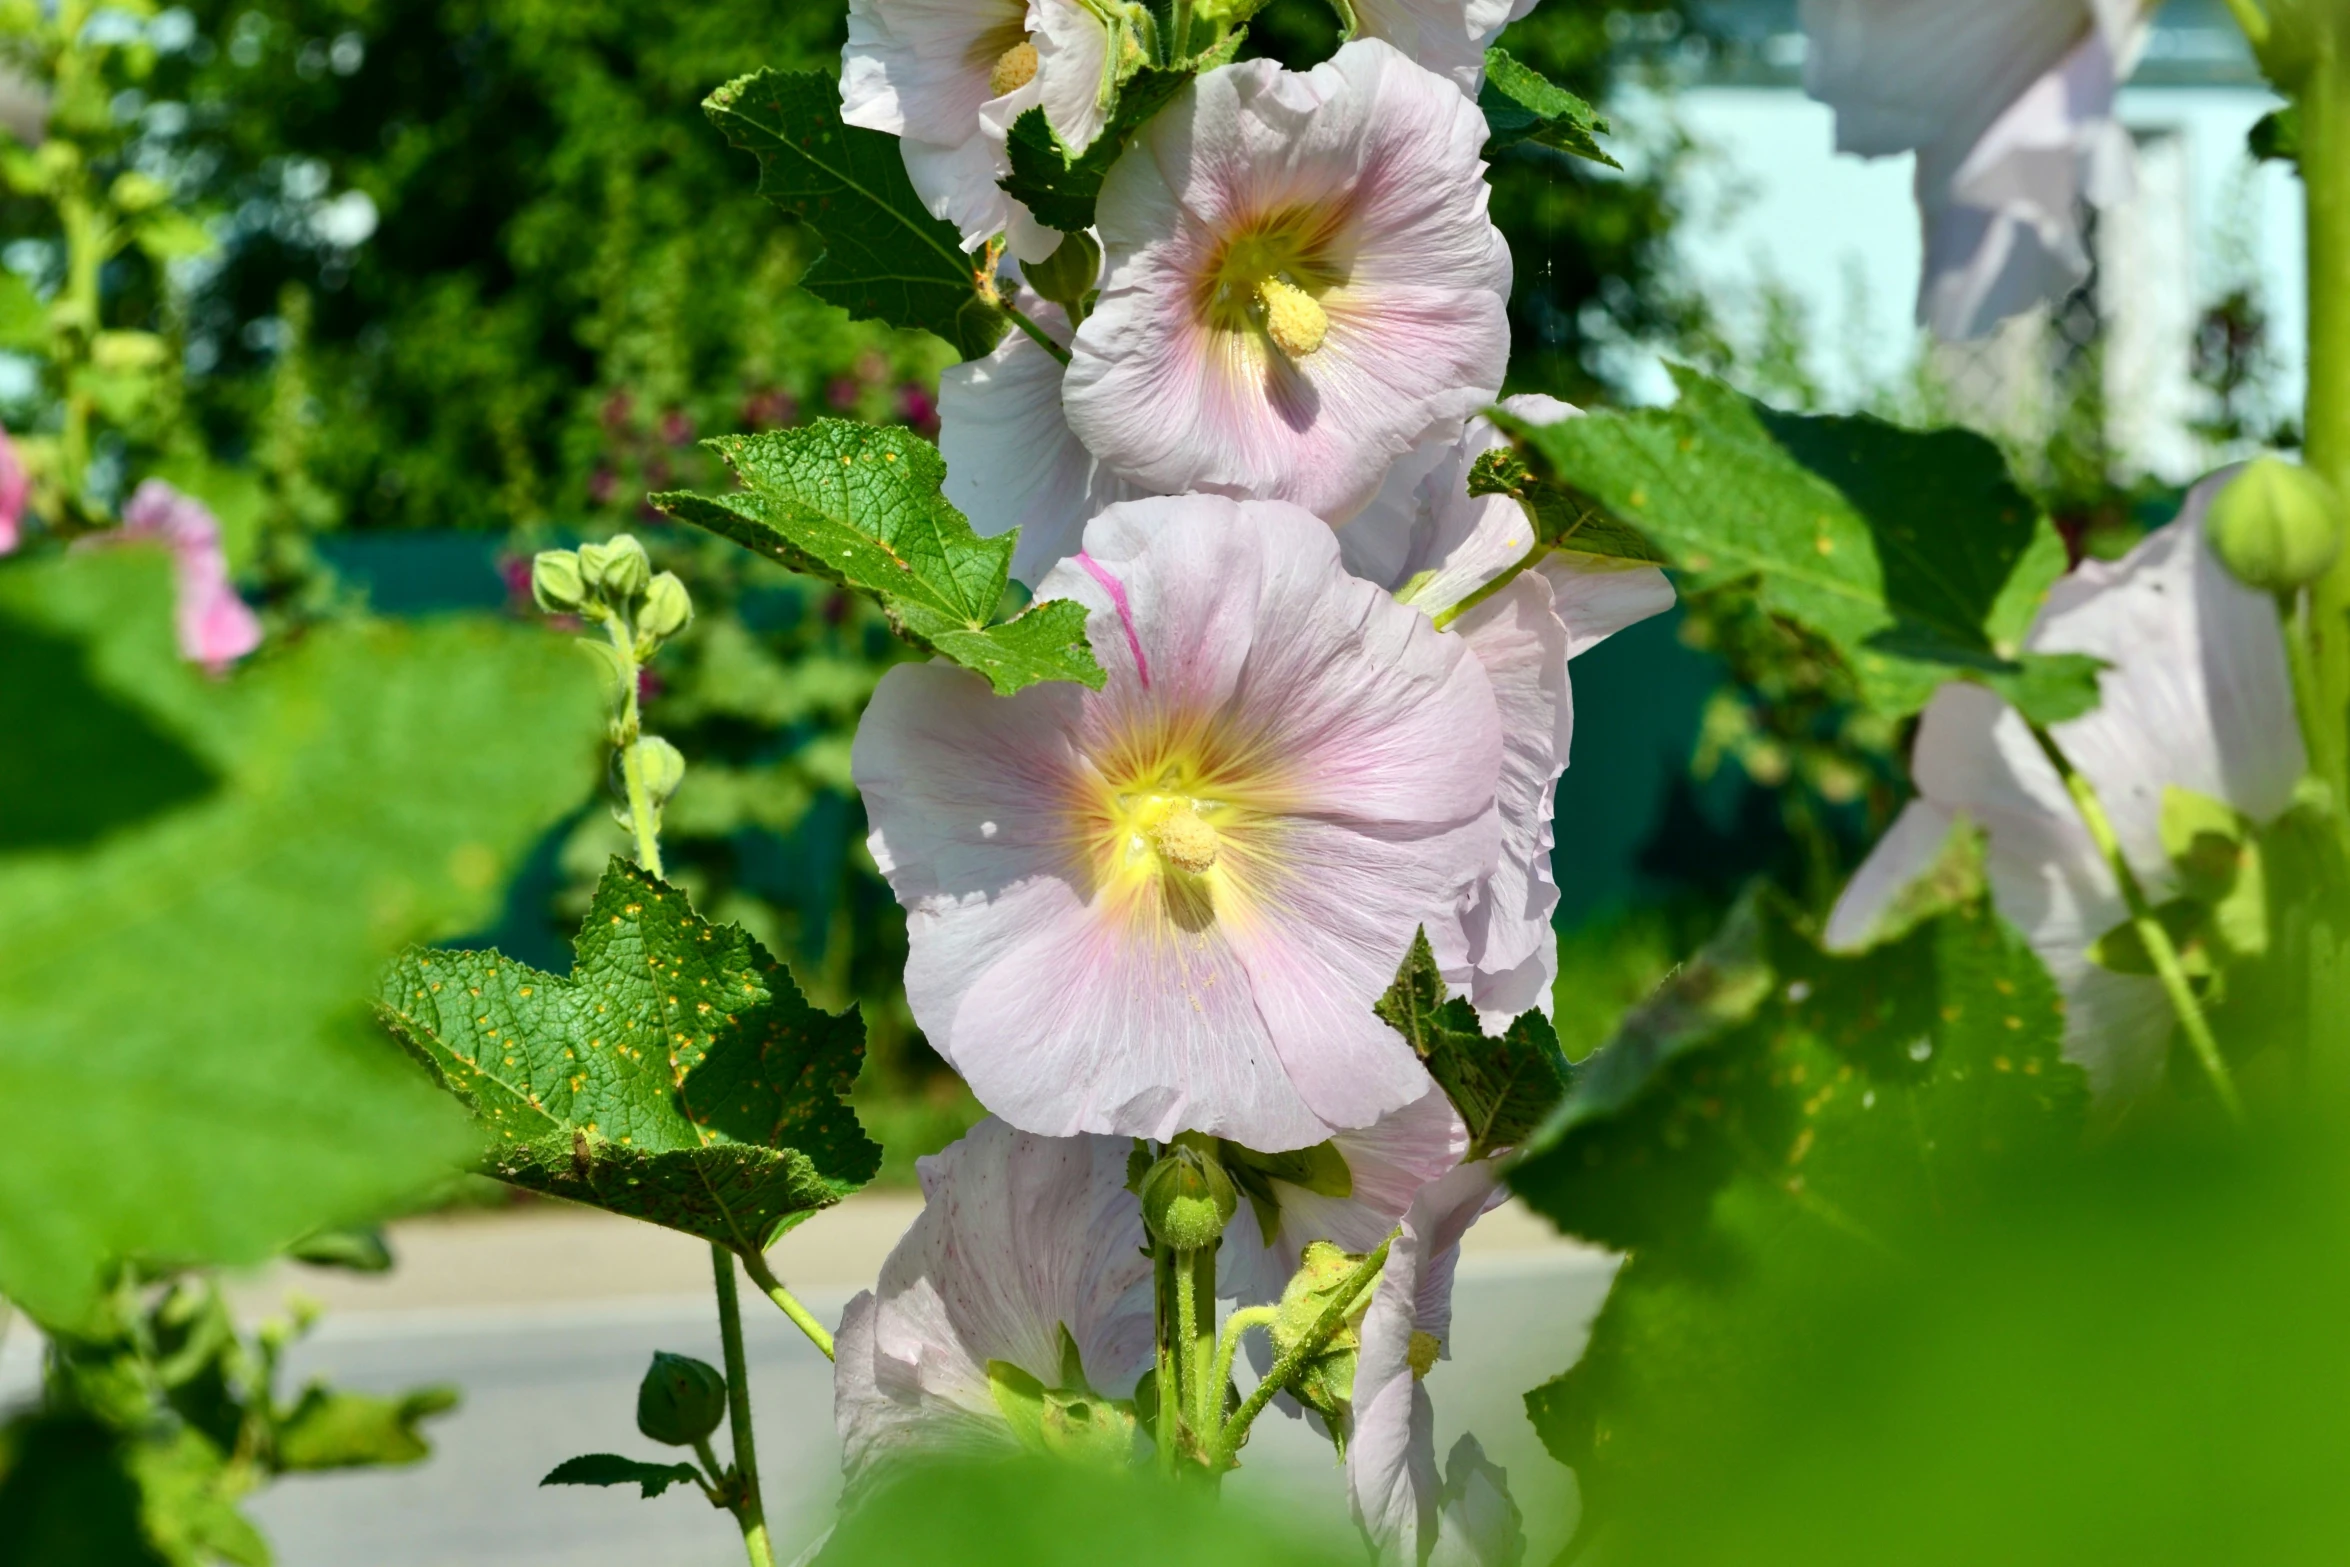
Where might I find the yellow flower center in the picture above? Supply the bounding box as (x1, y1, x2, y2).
(1143, 798, 1221, 875)
(989, 40, 1039, 97)
(1407, 1330, 1441, 1380)
(1255, 277, 1328, 358)
(1201, 211, 1343, 361)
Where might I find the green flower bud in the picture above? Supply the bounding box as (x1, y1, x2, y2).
(1019, 230, 1103, 317)
(637, 735, 687, 807)
(1138, 1139, 1236, 1251)
(580, 534, 653, 605)
(638, 571, 694, 643)
(110, 171, 170, 214)
(636, 1351, 727, 1446)
(2207, 457, 2342, 593)
(531, 549, 588, 614)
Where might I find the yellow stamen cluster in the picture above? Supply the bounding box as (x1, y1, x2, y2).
(1255, 277, 1329, 359)
(1147, 800, 1221, 875)
(990, 41, 1039, 97)
(1407, 1330, 1442, 1379)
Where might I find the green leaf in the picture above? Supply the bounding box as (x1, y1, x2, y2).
(2252, 104, 2301, 166)
(127, 1428, 271, 1567)
(1479, 49, 1620, 168)
(0, 268, 44, 351)
(274, 1383, 459, 1471)
(541, 1453, 706, 1499)
(1500, 368, 2077, 718)
(131, 208, 217, 263)
(1373, 929, 1574, 1160)
(654, 421, 1104, 696)
(1463, 447, 1668, 564)
(0, 1417, 173, 1567)
(0, 551, 605, 1331)
(999, 63, 1203, 234)
(702, 69, 1004, 361)
(377, 857, 880, 1253)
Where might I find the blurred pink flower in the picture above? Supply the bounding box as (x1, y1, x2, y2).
(1064, 40, 1511, 525)
(116, 480, 263, 671)
(833, 1117, 1154, 1490)
(853, 493, 1503, 1150)
(0, 420, 25, 556)
(1343, 396, 1676, 1027)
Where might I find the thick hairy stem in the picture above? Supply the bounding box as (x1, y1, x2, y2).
(737, 1247, 835, 1361)
(710, 1245, 778, 1567)
(1152, 1243, 1179, 1474)
(2300, 13, 2350, 812)
(2028, 725, 2245, 1122)
(1173, 1248, 1203, 1432)
(1188, 1247, 1219, 1440)
(1212, 1235, 1392, 1467)
(1206, 1305, 1279, 1445)
(602, 618, 665, 879)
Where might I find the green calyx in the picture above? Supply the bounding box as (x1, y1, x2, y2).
(986, 1325, 1141, 1469)
(1265, 1241, 1377, 1434)
(2207, 457, 2343, 593)
(1018, 230, 1102, 324)
(1139, 1136, 1238, 1251)
(636, 1351, 729, 1447)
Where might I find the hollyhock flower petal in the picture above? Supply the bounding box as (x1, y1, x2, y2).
(0, 420, 26, 555)
(1030, 0, 1112, 151)
(1827, 474, 2303, 1103)
(1065, 40, 1511, 525)
(117, 480, 263, 671)
(1345, 397, 1674, 1025)
(1800, 0, 2149, 339)
(1223, 1085, 1469, 1308)
(1429, 1434, 1527, 1567)
(1349, 1159, 1508, 1564)
(834, 1117, 1154, 1492)
(1350, 0, 1541, 95)
(854, 493, 1504, 1149)
(940, 297, 1145, 587)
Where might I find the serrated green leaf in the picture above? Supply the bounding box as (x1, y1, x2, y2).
(702, 69, 1004, 360)
(1501, 368, 2072, 718)
(0, 551, 605, 1331)
(378, 857, 880, 1253)
(654, 421, 1103, 695)
(1463, 446, 1667, 565)
(1374, 929, 1574, 1159)
(999, 63, 1202, 234)
(541, 1453, 706, 1499)
(1479, 48, 1620, 167)
(274, 1384, 457, 1472)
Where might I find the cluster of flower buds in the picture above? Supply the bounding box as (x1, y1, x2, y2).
(530, 534, 695, 842)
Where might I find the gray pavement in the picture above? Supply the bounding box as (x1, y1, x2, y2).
(0, 1204, 1617, 1566)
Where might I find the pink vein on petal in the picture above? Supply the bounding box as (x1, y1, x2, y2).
(1075, 549, 1149, 689)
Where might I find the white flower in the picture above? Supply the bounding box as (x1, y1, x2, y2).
(1826, 473, 2305, 1105)
(1344, 396, 1676, 1027)
(1064, 39, 1512, 525)
(1351, 0, 1543, 96)
(833, 1117, 1155, 1490)
(1799, 0, 2150, 339)
(841, 0, 1115, 261)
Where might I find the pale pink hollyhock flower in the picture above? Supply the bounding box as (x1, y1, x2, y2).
(0, 420, 25, 555)
(940, 291, 1145, 588)
(1064, 39, 1512, 526)
(1348, 1159, 1516, 1566)
(118, 480, 264, 671)
(1826, 473, 2303, 1107)
(1344, 396, 1675, 1028)
(834, 1117, 1154, 1490)
(841, 0, 1113, 263)
(853, 493, 1504, 1151)
(1222, 1084, 1468, 1308)
(1353, 0, 1541, 96)
(1800, 0, 2149, 340)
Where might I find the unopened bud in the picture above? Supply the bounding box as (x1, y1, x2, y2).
(636, 1351, 727, 1446)
(637, 736, 686, 807)
(531, 549, 587, 614)
(1020, 230, 1102, 316)
(2207, 457, 2342, 593)
(580, 534, 653, 604)
(1138, 1138, 1236, 1251)
(639, 572, 694, 643)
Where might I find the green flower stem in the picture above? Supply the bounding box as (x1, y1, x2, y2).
(1173, 1246, 1204, 1431)
(2027, 724, 2245, 1122)
(602, 616, 665, 879)
(1152, 1243, 1179, 1475)
(736, 1246, 836, 1361)
(1189, 1247, 1218, 1438)
(1211, 1234, 1392, 1469)
(2299, 12, 2350, 817)
(710, 1244, 779, 1567)
(1205, 1305, 1278, 1449)
(1429, 541, 1546, 632)
(1001, 302, 1073, 367)
(691, 1435, 729, 1505)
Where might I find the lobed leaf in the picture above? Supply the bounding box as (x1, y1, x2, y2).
(703, 69, 1004, 360)
(378, 857, 880, 1254)
(1375, 930, 1573, 1160)
(1479, 49, 1620, 168)
(999, 65, 1199, 235)
(542, 1453, 706, 1500)
(654, 420, 1103, 695)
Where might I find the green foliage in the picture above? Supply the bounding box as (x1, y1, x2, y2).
(1464, 446, 1667, 563)
(999, 65, 1210, 236)
(379, 857, 880, 1252)
(0, 1418, 173, 1567)
(274, 1385, 460, 1471)
(703, 70, 1005, 362)
(1375, 930, 1574, 1159)
(1501, 367, 2096, 722)
(0, 550, 605, 1328)
(541, 1453, 707, 1499)
(1479, 47, 1619, 167)
(655, 421, 1104, 695)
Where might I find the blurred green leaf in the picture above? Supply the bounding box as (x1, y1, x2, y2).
(0, 1417, 172, 1567)
(273, 1384, 458, 1472)
(655, 420, 1104, 696)
(0, 269, 44, 351)
(126, 1429, 271, 1567)
(378, 857, 880, 1252)
(0, 551, 605, 1330)
(702, 69, 1005, 360)
(1480, 48, 1620, 168)
(131, 209, 217, 263)
(1375, 930, 1572, 1158)
(541, 1452, 706, 1500)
